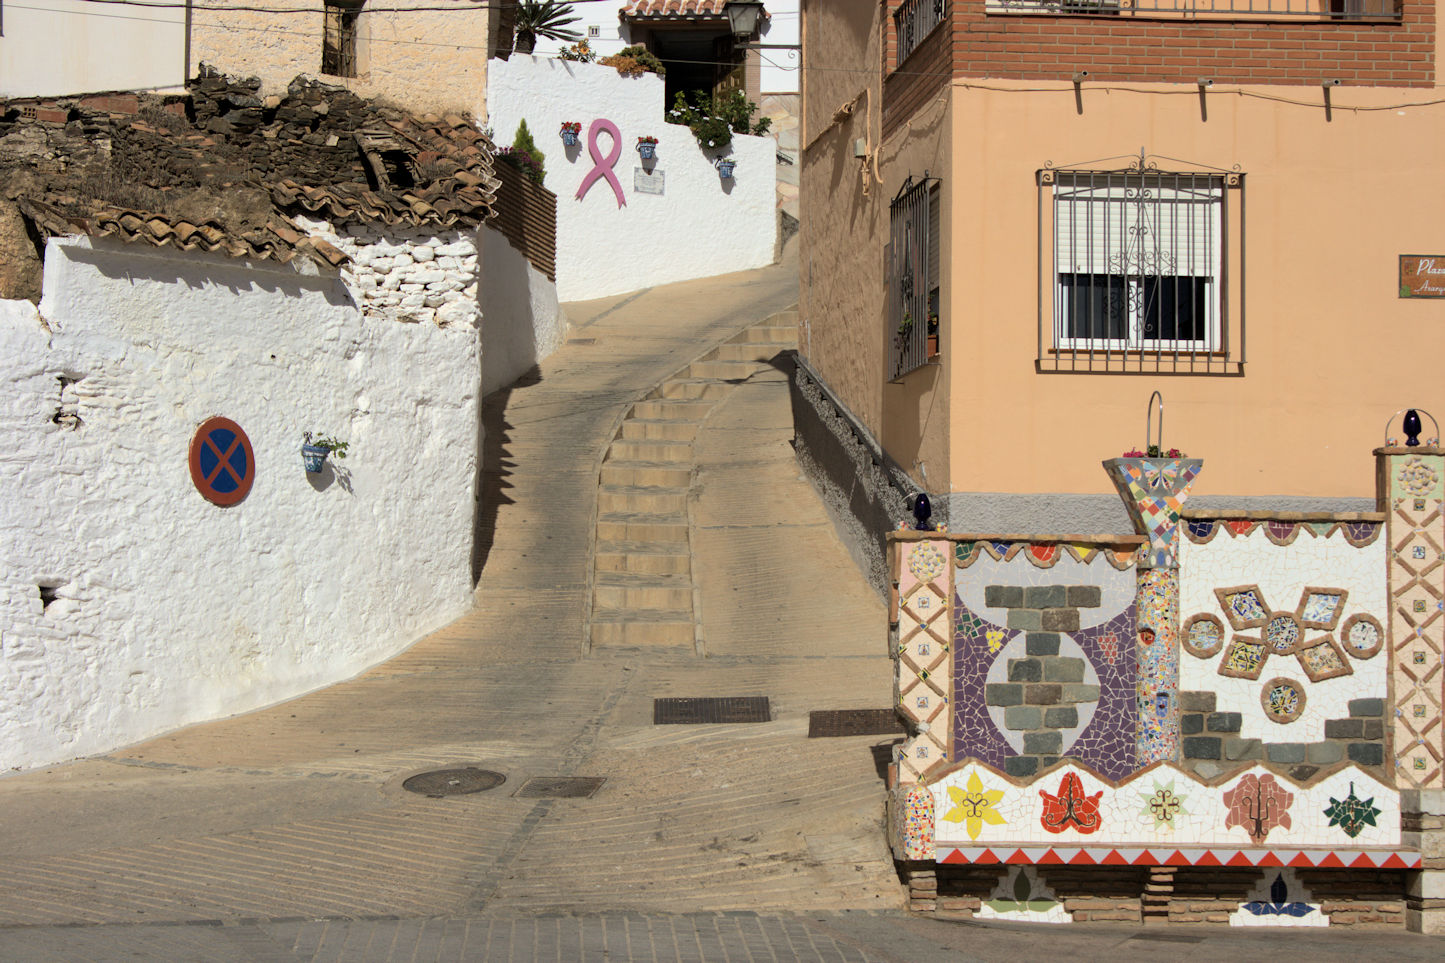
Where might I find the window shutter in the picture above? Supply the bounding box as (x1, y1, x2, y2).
(1055, 174, 1221, 278)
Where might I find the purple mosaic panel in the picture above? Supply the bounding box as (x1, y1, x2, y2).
(953, 595, 1138, 781)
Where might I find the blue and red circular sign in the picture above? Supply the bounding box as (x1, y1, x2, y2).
(189, 417, 255, 506)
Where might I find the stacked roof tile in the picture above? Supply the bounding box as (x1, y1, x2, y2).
(623, 1, 730, 19)
(0, 66, 500, 271)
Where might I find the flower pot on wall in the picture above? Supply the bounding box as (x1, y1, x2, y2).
(717, 159, 736, 179)
(637, 142, 656, 160)
(302, 443, 330, 474)
(561, 131, 579, 147)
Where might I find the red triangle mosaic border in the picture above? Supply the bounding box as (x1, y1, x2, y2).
(937, 846, 1421, 869)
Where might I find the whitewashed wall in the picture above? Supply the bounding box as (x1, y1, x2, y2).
(0, 236, 480, 772)
(480, 227, 568, 397)
(0, 1, 186, 97)
(486, 56, 776, 301)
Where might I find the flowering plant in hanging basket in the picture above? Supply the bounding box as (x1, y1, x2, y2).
(560, 121, 582, 146)
(636, 135, 658, 159)
(716, 157, 737, 179)
(302, 432, 349, 474)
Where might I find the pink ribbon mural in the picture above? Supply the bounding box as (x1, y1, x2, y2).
(575, 118, 626, 209)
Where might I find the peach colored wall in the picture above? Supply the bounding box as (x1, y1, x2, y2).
(191, 2, 492, 117)
(944, 79, 1445, 503)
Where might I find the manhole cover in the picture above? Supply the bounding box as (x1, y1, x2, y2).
(402, 768, 506, 797)
(654, 697, 771, 725)
(808, 709, 907, 738)
(514, 777, 606, 799)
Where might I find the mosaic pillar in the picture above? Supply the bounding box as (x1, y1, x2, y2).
(894, 536, 955, 783)
(1104, 457, 1203, 765)
(1377, 447, 1445, 789)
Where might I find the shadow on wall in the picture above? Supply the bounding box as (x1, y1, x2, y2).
(479, 226, 566, 397)
(472, 366, 541, 583)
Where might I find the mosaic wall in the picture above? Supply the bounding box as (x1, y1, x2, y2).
(927, 760, 1408, 857)
(1380, 449, 1445, 789)
(1177, 518, 1389, 775)
(895, 538, 954, 782)
(953, 540, 1141, 780)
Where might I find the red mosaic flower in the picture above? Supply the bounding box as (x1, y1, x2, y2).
(1223, 773, 1294, 844)
(1039, 772, 1103, 835)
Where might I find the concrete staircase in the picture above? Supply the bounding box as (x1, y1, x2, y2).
(588, 310, 798, 652)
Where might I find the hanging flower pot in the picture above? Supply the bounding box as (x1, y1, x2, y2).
(560, 121, 581, 147)
(301, 443, 330, 474)
(636, 136, 658, 159)
(716, 158, 737, 179)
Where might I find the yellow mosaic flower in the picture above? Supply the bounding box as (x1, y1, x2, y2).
(943, 772, 1007, 840)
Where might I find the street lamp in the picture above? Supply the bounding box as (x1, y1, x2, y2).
(724, 1, 765, 38)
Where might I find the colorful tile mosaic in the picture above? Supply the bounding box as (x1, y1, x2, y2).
(1136, 569, 1180, 764)
(899, 783, 936, 860)
(1104, 457, 1204, 569)
(1261, 677, 1306, 724)
(937, 846, 1419, 869)
(1381, 450, 1445, 789)
(976, 866, 1071, 924)
(1178, 523, 1388, 745)
(1229, 869, 1327, 927)
(921, 761, 1404, 853)
(894, 538, 955, 782)
(1185, 519, 1382, 548)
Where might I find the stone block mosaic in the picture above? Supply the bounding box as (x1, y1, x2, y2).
(952, 538, 1143, 781)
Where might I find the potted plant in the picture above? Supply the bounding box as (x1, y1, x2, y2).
(636, 135, 658, 159)
(511, 1, 581, 56)
(894, 314, 914, 353)
(560, 121, 582, 147)
(926, 310, 939, 357)
(302, 432, 349, 474)
(716, 157, 737, 179)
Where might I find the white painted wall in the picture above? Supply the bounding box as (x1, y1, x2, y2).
(530, 2, 800, 95)
(0, 236, 480, 772)
(486, 55, 776, 301)
(0, 0, 186, 97)
(480, 227, 568, 397)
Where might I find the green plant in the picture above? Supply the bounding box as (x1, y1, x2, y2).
(512, 1, 581, 55)
(599, 45, 665, 78)
(305, 432, 349, 460)
(668, 89, 771, 151)
(498, 119, 547, 185)
(558, 38, 595, 62)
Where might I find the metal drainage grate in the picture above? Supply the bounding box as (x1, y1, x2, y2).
(514, 777, 606, 799)
(402, 768, 506, 798)
(808, 709, 907, 738)
(653, 697, 771, 725)
(1128, 932, 1204, 944)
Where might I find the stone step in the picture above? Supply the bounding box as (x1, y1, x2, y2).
(686, 360, 761, 381)
(647, 382, 731, 402)
(595, 550, 691, 576)
(589, 614, 695, 648)
(706, 342, 790, 364)
(593, 580, 694, 612)
(619, 419, 701, 443)
(600, 462, 693, 488)
(729, 325, 796, 345)
(596, 516, 688, 544)
(597, 487, 688, 516)
(606, 440, 692, 464)
(768, 308, 800, 325)
(631, 398, 715, 420)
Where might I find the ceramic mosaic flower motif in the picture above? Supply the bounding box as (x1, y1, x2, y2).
(1243, 873, 1315, 919)
(1396, 456, 1440, 498)
(1324, 782, 1381, 839)
(942, 772, 1006, 840)
(907, 542, 946, 583)
(1140, 780, 1187, 829)
(1224, 773, 1294, 844)
(1039, 771, 1103, 835)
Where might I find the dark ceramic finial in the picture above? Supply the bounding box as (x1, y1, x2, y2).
(1403, 409, 1423, 447)
(912, 492, 934, 531)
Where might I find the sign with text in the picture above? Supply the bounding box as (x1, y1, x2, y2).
(1400, 255, 1445, 298)
(634, 167, 664, 196)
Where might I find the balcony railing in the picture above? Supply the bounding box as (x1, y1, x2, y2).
(895, 0, 948, 67)
(986, 0, 1399, 20)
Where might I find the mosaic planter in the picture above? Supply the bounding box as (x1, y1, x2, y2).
(717, 159, 736, 179)
(1103, 456, 1204, 569)
(561, 130, 579, 147)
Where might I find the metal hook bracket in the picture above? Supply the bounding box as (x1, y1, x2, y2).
(1146, 390, 1164, 455)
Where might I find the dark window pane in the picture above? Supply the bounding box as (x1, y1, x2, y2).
(1141, 276, 1208, 342)
(1061, 273, 1125, 340)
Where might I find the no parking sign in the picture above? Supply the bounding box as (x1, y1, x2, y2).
(189, 417, 255, 506)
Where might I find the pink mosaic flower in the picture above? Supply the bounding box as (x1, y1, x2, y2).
(1223, 773, 1294, 844)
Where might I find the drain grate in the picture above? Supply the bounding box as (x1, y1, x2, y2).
(570, 338, 598, 345)
(654, 697, 771, 725)
(402, 768, 506, 797)
(808, 709, 906, 738)
(514, 776, 606, 799)
(1128, 932, 1204, 944)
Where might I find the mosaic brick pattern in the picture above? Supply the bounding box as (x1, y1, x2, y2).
(1104, 457, 1203, 569)
(895, 538, 954, 782)
(1178, 522, 1388, 750)
(953, 543, 1139, 781)
(925, 760, 1403, 852)
(1382, 450, 1445, 788)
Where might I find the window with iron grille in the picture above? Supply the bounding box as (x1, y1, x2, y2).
(894, 0, 948, 68)
(890, 176, 941, 381)
(1038, 157, 1245, 374)
(323, 0, 363, 78)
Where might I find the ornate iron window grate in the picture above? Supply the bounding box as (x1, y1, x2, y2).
(895, 0, 948, 67)
(890, 175, 941, 381)
(323, 1, 362, 78)
(1037, 153, 1245, 375)
(984, 0, 1397, 20)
